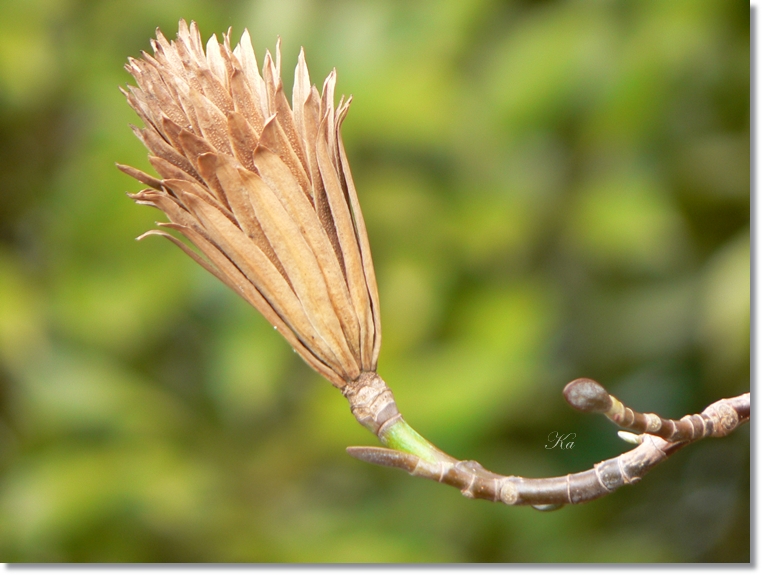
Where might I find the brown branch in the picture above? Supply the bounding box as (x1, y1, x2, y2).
(563, 378, 750, 441)
(346, 377, 750, 510)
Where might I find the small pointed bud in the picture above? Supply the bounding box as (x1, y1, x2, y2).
(346, 446, 418, 472)
(532, 503, 564, 512)
(617, 431, 643, 445)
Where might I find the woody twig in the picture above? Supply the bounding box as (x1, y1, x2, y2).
(346, 377, 749, 510)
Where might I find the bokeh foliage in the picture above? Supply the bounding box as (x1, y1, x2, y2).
(0, 0, 749, 563)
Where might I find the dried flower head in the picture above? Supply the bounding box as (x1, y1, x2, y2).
(119, 20, 380, 389)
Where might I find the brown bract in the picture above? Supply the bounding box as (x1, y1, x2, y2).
(119, 20, 380, 388)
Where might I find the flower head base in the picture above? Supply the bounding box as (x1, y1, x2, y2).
(120, 20, 380, 388)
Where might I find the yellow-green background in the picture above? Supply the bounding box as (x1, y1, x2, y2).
(0, 0, 750, 563)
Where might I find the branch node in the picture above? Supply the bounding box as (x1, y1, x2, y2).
(499, 480, 519, 505)
(703, 401, 740, 437)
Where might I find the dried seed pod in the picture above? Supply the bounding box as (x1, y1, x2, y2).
(120, 20, 380, 389)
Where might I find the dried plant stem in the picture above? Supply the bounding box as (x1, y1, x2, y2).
(344, 374, 750, 510)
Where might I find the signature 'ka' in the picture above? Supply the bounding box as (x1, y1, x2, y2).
(120, 20, 749, 510)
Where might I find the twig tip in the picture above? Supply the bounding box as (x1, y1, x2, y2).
(563, 378, 612, 413)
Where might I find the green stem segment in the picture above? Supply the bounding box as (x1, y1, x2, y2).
(379, 418, 450, 464)
(341, 372, 453, 465)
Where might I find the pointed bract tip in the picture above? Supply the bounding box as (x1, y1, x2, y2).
(135, 229, 158, 241)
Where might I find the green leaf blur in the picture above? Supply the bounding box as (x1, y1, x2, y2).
(0, 0, 749, 563)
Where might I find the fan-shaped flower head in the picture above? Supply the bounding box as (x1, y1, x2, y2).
(119, 20, 380, 389)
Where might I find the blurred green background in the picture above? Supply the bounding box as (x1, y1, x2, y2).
(0, 0, 749, 563)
